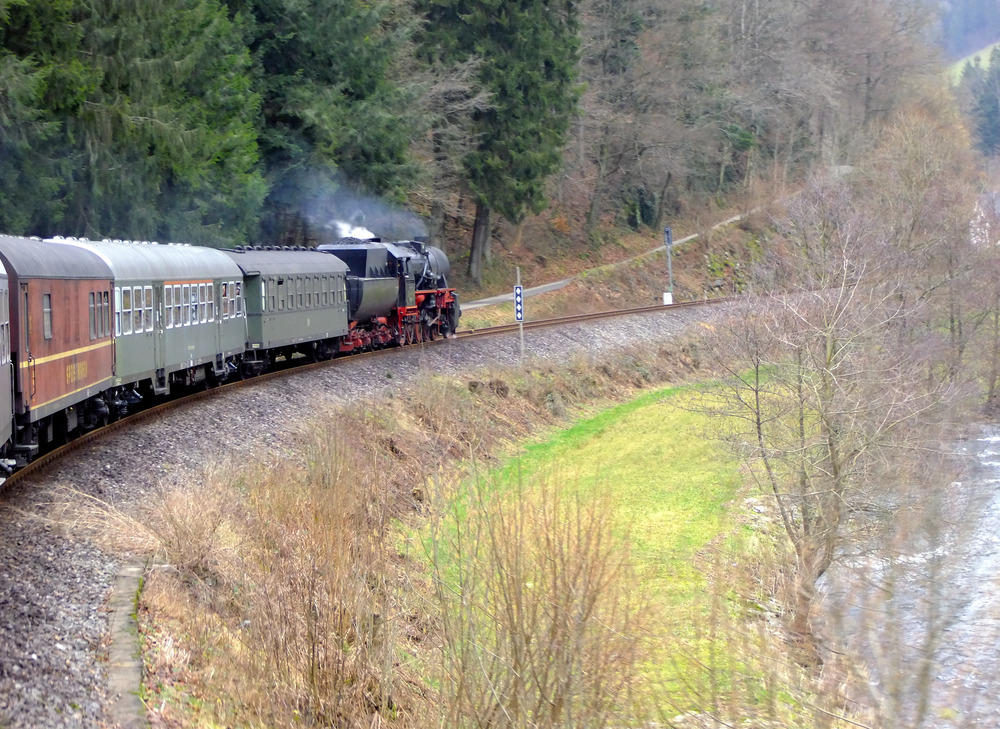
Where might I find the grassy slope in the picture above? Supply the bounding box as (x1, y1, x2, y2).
(500, 386, 740, 603)
(447, 384, 755, 712)
(459, 218, 759, 329)
(949, 40, 1000, 81)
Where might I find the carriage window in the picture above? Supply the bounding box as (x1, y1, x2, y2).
(199, 284, 207, 323)
(165, 286, 173, 328)
(190, 285, 199, 324)
(122, 287, 132, 335)
(95, 291, 104, 337)
(144, 286, 153, 332)
(221, 282, 229, 320)
(207, 284, 215, 322)
(296, 277, 303, 309)
(115, 288, 122, 336)
(172, 285, 181, 325)
(230, 281, 238, 318)
(305, 277, 312, 308)
(131, 286, 142, 333)
(89, 293, 96, 340)
(269, 278, 276, 311)
(42, 293, 52, 340)
(103, 291, 110, 336)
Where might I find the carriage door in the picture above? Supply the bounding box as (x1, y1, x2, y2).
(153, 283, 167, 393)
(20, 283, 34, 401)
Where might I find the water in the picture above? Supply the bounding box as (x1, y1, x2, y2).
(825, 426, 1000, 728)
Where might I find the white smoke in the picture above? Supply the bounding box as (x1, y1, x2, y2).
(334, 220, 375, 239)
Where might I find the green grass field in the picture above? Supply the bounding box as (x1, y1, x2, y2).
(415, 378, 829, 723)
(498, 386, 742, 605)
(949, 41, 1000, 81)
(432, 385, 756, 712)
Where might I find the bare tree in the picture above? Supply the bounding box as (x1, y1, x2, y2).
(430, 472, 648, 728)
(700, 174, 959, 656)
(405, 56, 487, 250)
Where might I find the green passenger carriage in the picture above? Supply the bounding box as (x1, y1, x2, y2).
(51, 238, 247, 398)
(221, 247, 351, 375)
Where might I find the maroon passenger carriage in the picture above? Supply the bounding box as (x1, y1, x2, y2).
(0, 258, 12, 479)
(0, 235, 115, 466)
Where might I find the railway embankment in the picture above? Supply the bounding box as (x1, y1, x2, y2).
(0, 302, 723, 728)
(6, 292, 995, 728)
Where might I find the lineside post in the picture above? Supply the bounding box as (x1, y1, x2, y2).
(515, 267, 525, 365)
(663, 226, 674, 305)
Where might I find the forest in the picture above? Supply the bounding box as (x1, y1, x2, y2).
(0, 0, 997, 288)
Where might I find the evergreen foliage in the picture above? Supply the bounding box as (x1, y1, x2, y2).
(0, 0, 981, 262)
(234, 0, 420, 244)
(0, 0, 265, 245)
(959, 47, 1000, 156)
(416, 0, 581, 280)
(467, 0, 581, 224)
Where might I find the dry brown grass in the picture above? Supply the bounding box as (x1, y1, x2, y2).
(429, 472, 652, 728)
(459, 220, 763, 329)
(25, 323, 895, 728)
(41, 330, 884, 727)
(134, 426, 427, 727)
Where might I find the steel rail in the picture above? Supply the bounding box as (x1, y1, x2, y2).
(4, 297, 730, 487)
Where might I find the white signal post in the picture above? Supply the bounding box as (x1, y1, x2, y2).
(663, 226, 674, 306)
(515, 268, 525, 365)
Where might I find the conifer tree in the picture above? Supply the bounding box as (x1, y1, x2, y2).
(232, 0, 419, 245)
(0, 0, 265, 244)
(960, 48, 1000, 156)
(417, 0, 581, 284)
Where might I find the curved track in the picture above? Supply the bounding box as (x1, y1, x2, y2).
(5, 298, 726, 487)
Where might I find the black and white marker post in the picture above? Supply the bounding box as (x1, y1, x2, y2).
(663, 226, 674, 305)
(515, 267, 525, 365)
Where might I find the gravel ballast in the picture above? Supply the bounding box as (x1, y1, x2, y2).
(0, 306, 720, 728)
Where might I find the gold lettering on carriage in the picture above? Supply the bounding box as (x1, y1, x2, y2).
(65, 361, 88, 384)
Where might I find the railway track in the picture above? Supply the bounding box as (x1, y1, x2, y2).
(5, 298, 727, 487)
(455, 298, 723, 337)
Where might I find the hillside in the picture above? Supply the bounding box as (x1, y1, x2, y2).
(0, 0, 955, 288)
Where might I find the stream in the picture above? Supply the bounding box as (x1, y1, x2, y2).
(825, 425, 1000, 728)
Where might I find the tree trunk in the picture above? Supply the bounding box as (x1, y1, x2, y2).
(483, 213, 493, 264)
(429, 199, 446, 250)
(586, 123, 611, 237)
(653, 171, 674, 232)
(468, 201, 491, 286)
(513, 219, 525, 249)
